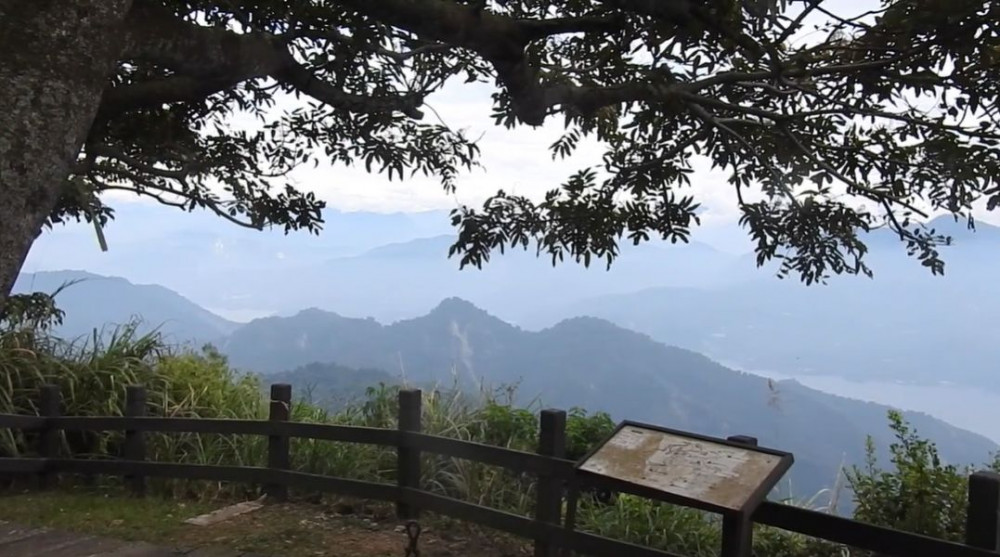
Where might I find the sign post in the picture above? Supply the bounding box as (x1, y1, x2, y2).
(571, 422, 794, 557)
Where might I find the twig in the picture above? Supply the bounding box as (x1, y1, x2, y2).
(776, 123, 929, 218)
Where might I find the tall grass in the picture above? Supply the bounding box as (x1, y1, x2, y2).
(0, 318, 966, 557)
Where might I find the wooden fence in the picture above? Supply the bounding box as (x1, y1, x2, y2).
(2, 383, 1000, 557)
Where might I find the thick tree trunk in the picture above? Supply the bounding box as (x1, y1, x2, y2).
(0, 0, 133, 312)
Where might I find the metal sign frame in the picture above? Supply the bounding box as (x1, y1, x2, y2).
(573, 420, 794, 516)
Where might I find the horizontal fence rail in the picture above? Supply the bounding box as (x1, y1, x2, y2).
(1, 383, 999, 557)
(754, 502, 996, 557)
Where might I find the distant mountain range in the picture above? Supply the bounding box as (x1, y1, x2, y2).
(522, 217, 1000, 391)
(529, 272, 1000, 390)
(262, 233, 756, 324)
(218, 297, 997, 501)
(12, 271, 998, 505)
(22, 205, 457, 322)
(18, 211, 1000, 388)
(22, 201, 761, 323)
(12, 270, 237, 344)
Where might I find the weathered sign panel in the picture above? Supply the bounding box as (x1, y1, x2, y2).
(577, 423, 788, 512)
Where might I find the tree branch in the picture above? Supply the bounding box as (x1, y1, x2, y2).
(273, 48, 425, 118)
(784, 79, 1000, 140)
(773, 0, 822, 46)
(687, 102, 799, 207)
(609, 128, 710, 182)
(91, 164, 264, 230)
(284, 28, 453, 62)
(321, 0, 715, 125)
(776, 123, 930, 218)
(595, 0, 766, 57)
(97, 1, 424, 121)
(87, 143, 191, 181)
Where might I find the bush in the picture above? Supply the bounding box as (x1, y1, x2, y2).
(847, 409, 976, 542)
(565, 407, 615, 460)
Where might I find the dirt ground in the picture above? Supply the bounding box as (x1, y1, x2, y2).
(171, 499, 531, 557)
(0, 488, 532, 557)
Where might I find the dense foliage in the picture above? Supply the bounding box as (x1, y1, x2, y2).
(848, 410, 985, 542)
(2, 313, 998, 556)
(4, 0, 996, 296)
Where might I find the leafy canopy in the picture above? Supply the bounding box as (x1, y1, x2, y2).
(59, 0, 1000, 283)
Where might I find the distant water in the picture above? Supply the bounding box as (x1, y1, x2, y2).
(736, 367, 1000, 444)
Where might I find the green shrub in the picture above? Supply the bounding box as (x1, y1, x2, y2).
(847, 409, 973, 542)
(565, 407, 615, 460)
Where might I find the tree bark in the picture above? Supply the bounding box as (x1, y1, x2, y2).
(0, 0, 133, 312)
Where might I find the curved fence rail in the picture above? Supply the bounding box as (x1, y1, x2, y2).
(1, 383, 999, 557)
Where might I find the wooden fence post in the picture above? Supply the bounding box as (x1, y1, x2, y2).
(535, 409, 567, 557)
(966, 470, 1000, 550)
(396, 389, 422, 520)
(37, 385, 61, 490)
(721, 435, 758, 557)
(124, 385, 147, 497)
(267, 383, 292, 501)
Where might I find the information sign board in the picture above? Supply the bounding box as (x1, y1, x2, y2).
(576, 422, 793, 514)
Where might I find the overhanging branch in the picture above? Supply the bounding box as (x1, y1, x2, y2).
(90, 164, 264, 230)
(284, 28, 454, 62)
(97, 1, 425, 121)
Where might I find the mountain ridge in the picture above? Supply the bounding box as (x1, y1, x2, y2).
(217, 295, 997, 502)
(12, 270, 238, 344)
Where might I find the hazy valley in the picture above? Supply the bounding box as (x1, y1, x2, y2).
(22, 207, 1000, 390)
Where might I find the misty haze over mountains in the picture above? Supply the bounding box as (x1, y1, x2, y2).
(21, 203, 1000, 392)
